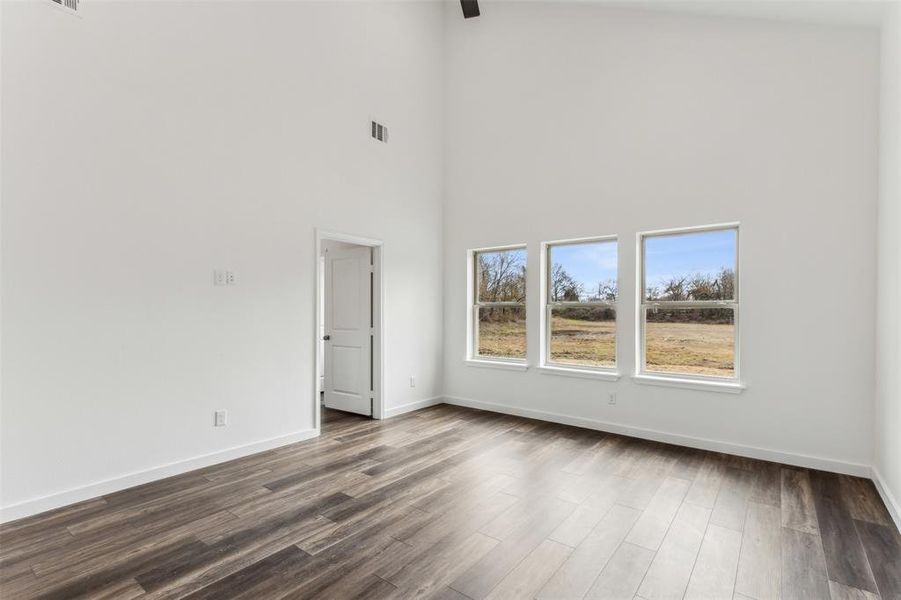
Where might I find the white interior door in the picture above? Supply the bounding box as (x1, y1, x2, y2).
(324, 245, 372, 416)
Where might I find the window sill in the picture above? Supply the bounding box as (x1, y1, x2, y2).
(631, 374, 745, 394)
(538, 365, 621, 381)
(465, 358, 529, 372)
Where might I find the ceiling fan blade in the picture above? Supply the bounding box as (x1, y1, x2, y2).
(461, 0, 480, 19)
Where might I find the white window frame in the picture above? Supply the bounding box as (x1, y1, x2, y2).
(635, 223, 744, 392)
(539, 236, 620, 380)
(466, 244, 528, 369)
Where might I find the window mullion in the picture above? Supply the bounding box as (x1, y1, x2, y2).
(642, 300, 737, 309)
(550, 301, 617, 308)
(479, 302, 525, 308)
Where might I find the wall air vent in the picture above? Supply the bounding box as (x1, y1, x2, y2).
(49, 0, 79, 14)
(371, 121, 388, 143)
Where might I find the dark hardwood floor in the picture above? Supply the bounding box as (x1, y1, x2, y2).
(1, 405, 899, 599)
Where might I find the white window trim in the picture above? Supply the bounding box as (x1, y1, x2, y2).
(538, 365, 621, 381)
(635, 222, 743, 389)
(632, 374, 745, 393)
(466, 245, 528, 367)
(539, 236, 620, 378)
(465, 358, 530, 371)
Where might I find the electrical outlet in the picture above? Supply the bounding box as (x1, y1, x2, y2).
(213, 270, 227, 286)
(410, 376, 416, 388)
(225, 271, 236, 286)
(214, 410, 228, 427)
(608, 392, 617, 405)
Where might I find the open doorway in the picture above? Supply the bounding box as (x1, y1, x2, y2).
(315, 230, 383, 431)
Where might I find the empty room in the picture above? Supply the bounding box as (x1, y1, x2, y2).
(1, 0, 900, 598)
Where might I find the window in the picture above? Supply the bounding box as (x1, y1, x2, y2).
(542, 237, 618, 371)
(470, 246, 527, 362)
(639, 224, 739, 381)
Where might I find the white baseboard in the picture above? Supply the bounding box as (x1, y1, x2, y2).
(385, 396, 443, 418)
(0, 428, 319, 524)
(442, 395, 872, 478)
(871, 466, 901, 534)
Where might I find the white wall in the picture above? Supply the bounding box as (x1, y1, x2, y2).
(443, 2, 880, 473)
(875, 1, 901, 524)
(0, 0, 445, 519)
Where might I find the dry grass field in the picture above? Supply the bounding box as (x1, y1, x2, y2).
(478, 317, 734, 377)
(645, 319, 734, 377)
(477, 318, 528, 359)
(550, 317, 616, 367)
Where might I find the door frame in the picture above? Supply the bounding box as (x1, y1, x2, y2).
(314, 228, 385, 430)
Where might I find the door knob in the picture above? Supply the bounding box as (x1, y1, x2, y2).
(323, 335, 331, 341)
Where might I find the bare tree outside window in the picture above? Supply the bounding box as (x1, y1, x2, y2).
(478, 251, 526, 303)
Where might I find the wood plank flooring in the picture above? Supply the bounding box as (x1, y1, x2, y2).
(1, 405, 899, 599)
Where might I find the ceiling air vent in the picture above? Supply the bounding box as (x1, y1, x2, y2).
(49, 0, 79, 14)
(371, 121, 388, 143)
